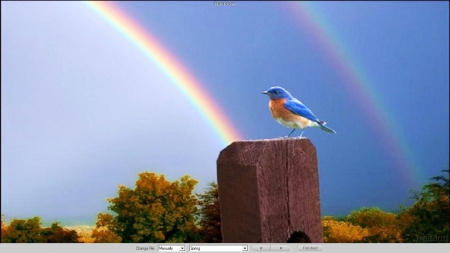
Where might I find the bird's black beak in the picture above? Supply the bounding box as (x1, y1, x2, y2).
(262, 91, 269, 95)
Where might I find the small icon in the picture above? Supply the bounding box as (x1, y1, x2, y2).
(180, 246, 185, 251)
(243, 246, 248, 251)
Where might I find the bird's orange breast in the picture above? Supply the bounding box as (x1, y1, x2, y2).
(269, 98, 292, 119)
(269, 98, 311, 129)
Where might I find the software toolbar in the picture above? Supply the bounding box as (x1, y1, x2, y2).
(136, 244, 324, 252)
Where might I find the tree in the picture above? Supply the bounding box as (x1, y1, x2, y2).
(64, 225, 96, 243)
(196, 182, 222, 243)
(96, 172, 199, 243)
(40, 222, 80, 243)
(401, 168, 449, 242)
(91, 213, 122, 243)
(1, 214, 5, 233)
(345, 207, 402, 242)
(346, 207, 393, 228)
(322, 216, 369, 243)
(1, 217, 82, 243)
(91, 228, 122, 243)
(1, 214, 7, 241)
(1, 217, 45, 243)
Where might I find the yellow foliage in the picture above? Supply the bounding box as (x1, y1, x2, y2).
(98, 172, 199, 243)
(1, 218, 8, 241)
(323, 207, 408, 242)
(322, 219, 370, 243)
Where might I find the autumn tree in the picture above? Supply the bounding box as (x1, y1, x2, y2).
(91, 213, 122, 243)
(345, 207, 402, 242)
(1, 217, 45, 243)
(91, 227, 122, 243)
(40, 222, 80, 243)
(401, 168, 449, 242)
(322, 216, 369, 243)
(196, 182, 222, 243)
(1, 217, 82, 243)
(96, 172, 199, 243)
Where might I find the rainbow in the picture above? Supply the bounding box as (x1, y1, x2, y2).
(84, 1, 422, 186)
(84, 1, 242, 146)
(282, 2, 422, 187)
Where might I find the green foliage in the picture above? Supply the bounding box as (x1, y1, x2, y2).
(96, 172, 199, 243)
(345, 207, 402, 242)
(323, 208, 403, 242)
(323, 166, 449, 243)
(401, 168, 449, 242)
(346, 207, 394, 228)
(196, 182, 222, 243)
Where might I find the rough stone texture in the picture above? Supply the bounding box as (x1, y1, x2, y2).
(217, 138, 322, 243)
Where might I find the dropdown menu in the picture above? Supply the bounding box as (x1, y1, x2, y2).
(189, 245, 248, 252)
(158, 246, 185, 251)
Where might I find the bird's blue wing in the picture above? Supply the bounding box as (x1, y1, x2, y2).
(283, 99, 320, 122)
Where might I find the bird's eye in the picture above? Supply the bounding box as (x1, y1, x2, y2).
(273, 91, 278, 94)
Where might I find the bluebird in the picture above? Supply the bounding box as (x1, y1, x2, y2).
(262, 86, 336, 137)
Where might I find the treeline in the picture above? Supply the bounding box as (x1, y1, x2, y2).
(323, 167, 449, 243)
(1, 218, 79, 243)
(2, 168, 448, 243)
(1, 173, 221, 243)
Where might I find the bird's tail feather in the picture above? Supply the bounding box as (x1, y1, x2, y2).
(318, 122, 336, 134)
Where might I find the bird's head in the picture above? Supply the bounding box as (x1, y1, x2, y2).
(262, 86, 293, 100)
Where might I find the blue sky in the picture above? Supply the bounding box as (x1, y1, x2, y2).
(1, 1, 448, 226)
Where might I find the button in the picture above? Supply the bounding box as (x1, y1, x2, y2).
(298, 245, 323, 251)
(252, 245, 271, 251)
(271, 245, 290, 251)
(243, 246, 248, 251)
(180, 246, 185, 251)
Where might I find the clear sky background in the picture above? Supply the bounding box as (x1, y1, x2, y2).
(2, 1, 448, 226)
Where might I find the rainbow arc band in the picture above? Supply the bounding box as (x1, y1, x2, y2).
(283, 1, 420, 187)
(84, 1, 242, 146)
